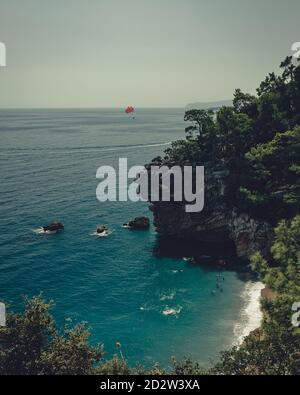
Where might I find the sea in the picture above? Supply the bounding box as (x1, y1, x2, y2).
(0, 108, 263, 368)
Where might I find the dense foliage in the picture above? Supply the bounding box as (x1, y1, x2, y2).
(159, 56, 300, 223)
(0, 296, 103, 375)
(239, 127, 300, 222)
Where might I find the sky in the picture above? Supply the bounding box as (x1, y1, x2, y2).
(0, 0, 299, 108)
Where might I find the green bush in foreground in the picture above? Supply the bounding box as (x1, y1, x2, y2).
(0, 296, 103, 375)
(0, 296, 206, 375)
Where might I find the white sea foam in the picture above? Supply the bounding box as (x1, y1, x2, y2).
(32, 227, 57, 235)
(233, 281, 264, 345)
(139, 302, 157, 312)
(170, 269, 184, 274)
(162, 306, 182, 316)
(91, 230, 114, 237)
(140, 305, 151, 311)
(160, 292, 176, 301)
(32, 227, 44, 234)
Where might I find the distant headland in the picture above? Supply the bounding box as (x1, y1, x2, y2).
(186, 99, 232, 111)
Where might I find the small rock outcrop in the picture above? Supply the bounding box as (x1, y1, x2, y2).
(43, 221, 64, 232)
(128, 216, 150, 230)
(96, 225, 108, 234)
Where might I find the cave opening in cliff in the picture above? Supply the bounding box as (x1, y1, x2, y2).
(153, 235, 239, 268)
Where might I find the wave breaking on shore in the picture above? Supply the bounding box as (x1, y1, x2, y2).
(233, 281, 264, 345)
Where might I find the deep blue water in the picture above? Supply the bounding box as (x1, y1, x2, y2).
(0, 109, 247, 368)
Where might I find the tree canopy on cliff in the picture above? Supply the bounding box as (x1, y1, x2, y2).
(239, 126, 300, 222)
(159, 56, 300, 223)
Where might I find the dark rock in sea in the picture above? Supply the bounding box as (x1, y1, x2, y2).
(149, 163, 272, 261)
(43, 221, 64, 232)
(128, 216, 150, 230)
(96, 225, 108, 234)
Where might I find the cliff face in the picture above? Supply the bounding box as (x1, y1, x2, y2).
(150, 166, 273, 261)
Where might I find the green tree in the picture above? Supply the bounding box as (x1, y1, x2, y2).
(239, 127, 300, 222)
(0, 296, 103, 375)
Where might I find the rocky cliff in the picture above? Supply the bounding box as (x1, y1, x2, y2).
(150, 164, 273, 262)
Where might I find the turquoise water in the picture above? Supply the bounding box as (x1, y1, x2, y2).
(0, 109, 247, 368)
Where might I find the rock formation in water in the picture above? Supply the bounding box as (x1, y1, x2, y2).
(43, 221, 64, 232)
(128, 216, 150, 230)
(96, 225, 108, 234)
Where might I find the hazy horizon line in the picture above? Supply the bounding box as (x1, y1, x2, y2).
(0, 100, 232, 111)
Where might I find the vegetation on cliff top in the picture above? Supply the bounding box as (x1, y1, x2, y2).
(157, 56, 300, 224)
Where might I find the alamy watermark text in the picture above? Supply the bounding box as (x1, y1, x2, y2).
(96, 158, 204, 213)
